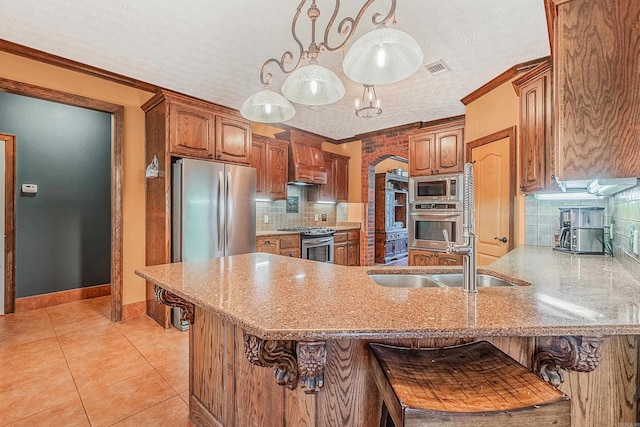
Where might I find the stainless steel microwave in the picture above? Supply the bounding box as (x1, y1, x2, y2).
(409, 174, 463, 203)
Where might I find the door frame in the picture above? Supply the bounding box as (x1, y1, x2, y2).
(0, 134, 15, 314)
(466, 126, 517, 253)
(0, 77, 124, 321)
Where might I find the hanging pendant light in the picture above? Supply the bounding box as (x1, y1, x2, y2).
(281, 60, 345, 106)
(240, 86, 296, 123)
(355, 85, 382, 118)
(343, 26, 424, 85)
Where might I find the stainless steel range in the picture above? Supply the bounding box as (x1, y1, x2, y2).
(278, 227, 335, 263)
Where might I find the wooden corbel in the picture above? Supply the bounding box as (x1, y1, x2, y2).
(243, 332, 327, 393)
(153, 285, 195, 324)
(533, 335, 606, 386)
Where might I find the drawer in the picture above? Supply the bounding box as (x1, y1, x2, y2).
(280, 248, 301, 258)
(256, 236, 280, 254)
(347, 230, 360, 241)
(279, 234, 300, 249)
(334, 231, 348, 243)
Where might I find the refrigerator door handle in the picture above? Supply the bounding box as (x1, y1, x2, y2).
(218, 170, 224, 252)
(226, 171, 232, 249)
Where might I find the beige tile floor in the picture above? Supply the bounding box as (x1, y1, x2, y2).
(0, 296, 194, 426)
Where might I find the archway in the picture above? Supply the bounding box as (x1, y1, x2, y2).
(360, 133, 410, 266)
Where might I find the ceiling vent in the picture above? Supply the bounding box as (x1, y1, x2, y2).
(425, 60, 449, 75)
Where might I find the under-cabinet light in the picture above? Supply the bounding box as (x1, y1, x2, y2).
(533, 192, 603, 201)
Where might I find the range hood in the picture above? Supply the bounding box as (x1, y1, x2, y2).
(276, 129, 328, 185)
(537, 177, 638, 199)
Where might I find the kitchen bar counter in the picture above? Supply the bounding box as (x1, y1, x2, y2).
(136, 245, 640, 340)
(135, 246, 640, 426)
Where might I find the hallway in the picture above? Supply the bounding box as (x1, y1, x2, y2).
(0, 297, 192, 426)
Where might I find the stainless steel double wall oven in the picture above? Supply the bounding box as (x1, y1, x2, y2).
(409, 174, 464, 251)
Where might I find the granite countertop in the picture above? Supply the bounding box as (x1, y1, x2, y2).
(135, 246, 640, 340)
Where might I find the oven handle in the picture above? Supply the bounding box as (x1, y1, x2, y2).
(303, 237, 334, 246)
(410, 212, 462, 219)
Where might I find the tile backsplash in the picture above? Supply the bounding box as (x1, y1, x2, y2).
(524, 183, 640, 281)
(524, 196, 609, 247)
(610, 184, 640, 281)
(256, 185, 348, 231)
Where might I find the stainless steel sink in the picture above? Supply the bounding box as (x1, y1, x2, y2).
(368, 274, 443, 288)
(368, 272, 518, 288)
(425, 273, 517, 287)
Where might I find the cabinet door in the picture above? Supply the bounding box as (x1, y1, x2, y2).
(215, 115, 251, 165)
(409, 133, 435, 176)
(408, 250, 434, 266)
(519, 70, 550, 193)
(347, 242, 360, 266)
(434, 253, 463, 266)
(256, 237, 280, 254)
(335, 155, 349, 202)
(434, 128, 464, 174)
(266, 141, 288, 200)
(169, 102, 215, 159)
(334, 242, 348, 265)
(554, 0, 640, 180)
(251, 139, 267, 198)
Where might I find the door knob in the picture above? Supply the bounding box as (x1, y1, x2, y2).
(494, 236, 508, 243)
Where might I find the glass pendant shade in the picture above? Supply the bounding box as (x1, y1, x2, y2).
(281, 63, 346, 105)
(343, 26, 424, 85)
(240, 86, 296, 123)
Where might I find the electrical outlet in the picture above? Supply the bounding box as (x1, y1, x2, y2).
(263, 214, 269, 223)
(314, 213, 319, 221)
(321, 214, 327, 221)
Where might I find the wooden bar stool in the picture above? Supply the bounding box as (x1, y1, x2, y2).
(369, 341, 571, 427)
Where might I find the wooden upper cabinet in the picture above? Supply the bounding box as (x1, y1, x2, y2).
(266, 139, 288, 199)
(308, 151, 350, 202)
(550, 0, 640, 180)
(409, 120, 465, 176)
(435, 129, 464, 174)
(169, 102, 215, 159)
(334, 154, 349, 202)
(215, 115, 251, 165)
(144, 90, 251, 164)
(409, 133, 435, 176)
(251, 138, 267, 196)
(513, 60, 552, 193)
(251, 135, 288, 200)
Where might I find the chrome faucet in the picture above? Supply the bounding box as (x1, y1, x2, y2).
(443, 162, 477, 293)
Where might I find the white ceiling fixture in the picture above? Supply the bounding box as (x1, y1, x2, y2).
(240, 0, 423, 124)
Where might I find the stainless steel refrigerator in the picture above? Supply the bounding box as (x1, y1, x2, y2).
(172, 158, 256, 263)
(171, 159, 256, 330)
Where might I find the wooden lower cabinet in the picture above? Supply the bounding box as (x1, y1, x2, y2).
(334, 229, 360, 266)
(256, 234, 300, 258)
(408, 249, 463, 266)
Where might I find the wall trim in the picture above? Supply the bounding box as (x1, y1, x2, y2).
(15, 284, 110, 312)
(0, 77, 125, 321)
(460, 57, 549, 106)
(123, 300, 147, 320)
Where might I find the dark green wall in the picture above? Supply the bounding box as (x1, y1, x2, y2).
(0, 92, 111, 298)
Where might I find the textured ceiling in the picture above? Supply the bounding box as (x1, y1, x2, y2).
(0, 0, 550, 140)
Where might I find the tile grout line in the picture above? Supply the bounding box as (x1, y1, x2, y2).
(45, 305, 94, 426)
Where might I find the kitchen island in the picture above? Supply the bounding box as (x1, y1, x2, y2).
(135, 246, 640, 426)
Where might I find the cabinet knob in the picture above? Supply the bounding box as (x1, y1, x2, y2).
(520, 184, 525, 190)
(494, 236, 508, 243)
